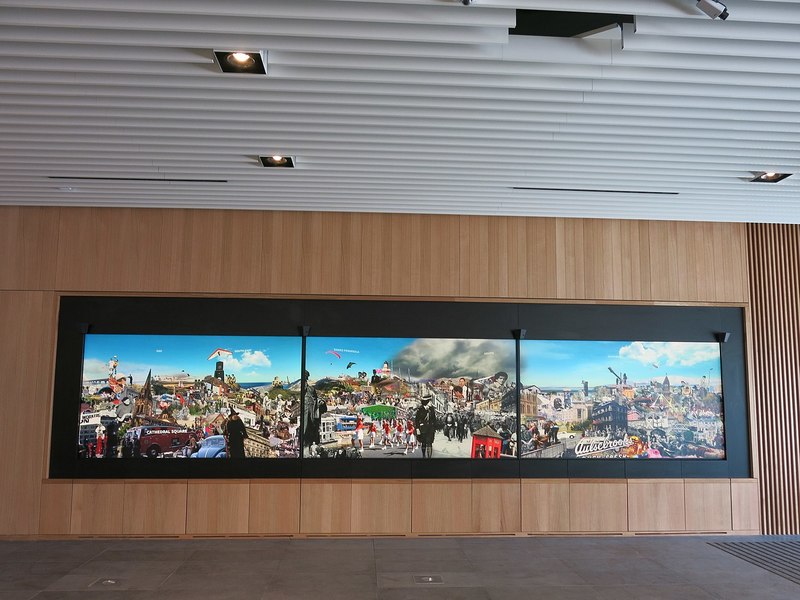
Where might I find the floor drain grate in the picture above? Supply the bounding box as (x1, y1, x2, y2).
(413, 575, 443, 584)
(709, 540, 800, 586)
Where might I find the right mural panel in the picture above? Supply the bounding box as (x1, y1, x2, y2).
(519, 340, 725, 460)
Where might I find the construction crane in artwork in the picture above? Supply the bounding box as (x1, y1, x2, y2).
(608, 366, 623, 385)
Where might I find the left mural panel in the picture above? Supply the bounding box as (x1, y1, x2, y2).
(79, 334, 302, 460)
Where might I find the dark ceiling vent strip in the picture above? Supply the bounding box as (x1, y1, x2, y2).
(48, 176, 228, 183)
(511, 10, 634, 38)
(512, 187, 678, 195)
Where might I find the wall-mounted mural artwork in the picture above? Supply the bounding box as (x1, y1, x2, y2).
(304, 337, 517, 459)
(78, 334, 302, 460)
(520, 340, 725, 460)
(52, 296, 747, 479)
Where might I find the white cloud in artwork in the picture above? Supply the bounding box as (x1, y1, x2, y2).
(618, 341, 719, 367)
(82, 358, 110, 380)
(225, 350, 272, 372)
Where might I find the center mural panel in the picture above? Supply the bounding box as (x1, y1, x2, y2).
(303, 337, 518, 459)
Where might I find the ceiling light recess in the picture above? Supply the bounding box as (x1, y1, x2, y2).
(259, 155, 295, 168)
(213, 50, 267, 75)
(750, 172, 792, 183)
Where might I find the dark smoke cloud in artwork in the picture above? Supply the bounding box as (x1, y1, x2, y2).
(392, 338, 514, 380)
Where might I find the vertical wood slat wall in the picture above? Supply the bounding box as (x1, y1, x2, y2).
(747, 224, 800, 535)
(0, 206, 759, 537)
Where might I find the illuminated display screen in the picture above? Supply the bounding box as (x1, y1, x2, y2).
(304, 337, 517, 459)
(520, 340, 725, 459)
(79, 334, 302, 460)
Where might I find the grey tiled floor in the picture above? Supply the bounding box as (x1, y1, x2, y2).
(0, 536, 798, 599)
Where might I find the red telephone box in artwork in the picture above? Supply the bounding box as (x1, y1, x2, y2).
(471, 426, 502, 459)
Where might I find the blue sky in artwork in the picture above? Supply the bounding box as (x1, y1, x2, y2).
(521, 340, 721, 389)
(82, 334, 302, 384)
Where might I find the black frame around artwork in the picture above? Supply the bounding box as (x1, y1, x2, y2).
(50, 296, 751, 480)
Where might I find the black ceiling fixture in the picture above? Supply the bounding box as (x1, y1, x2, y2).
(511, 10, 633, 38)
(259, 155, 295, 168)
(213, 50, 267, 75)
(750, 172, 792, 183)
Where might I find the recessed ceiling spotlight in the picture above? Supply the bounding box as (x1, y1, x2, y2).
(750, 172, 792, 183)
(213, 50, 267, 75)
(259, 155, 295, 168)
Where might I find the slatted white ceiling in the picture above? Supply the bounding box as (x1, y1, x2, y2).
(0, 0, 798, 223)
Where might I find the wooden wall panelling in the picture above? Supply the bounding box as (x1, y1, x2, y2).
(627, 479, 686, 532)
(186, 480, 250, 535)
(412, 479, 471, 533)
(525, 217, 556, 298)
(128, 209, 179, 292)
(553, 218, 567, 297)
(570, 219, 587, 299)
(521, 479, 570, 533)
(486, 217, 507, 297)
(340, 213, 366, 296)
(55, 207, 131, 291)
(581, 219, 605, 300)
(350, 480, 411, 534)
(604, 219, 622, 299)
(0, 291, 57, 534)
(175, 209, 265, 293)
(414, 214, 434, 297)
(554, 218, 587, 299)
(173, 210, 225, 293)
(647, 221, 678, 302)
(636, 220, 653, 300)
(709, 223, 728, 303)
(712, 222, 748, 303)
(302, 212, 345, 296)
(262, 211, 304, 295)
(608, 219, 631, 299)
(39, 480, 73, 535)
(748, 223, 799, 534)
(389, 214, 423, 297)
(426, 214, 460, 297)
(684, 479, 732, 531)
(731, 479, 761, 532)
(122, 480, 188, 535)
(300, 479, 352, 534)
(507, 216, 529, 299)
(0, 206, 59, 291)
(460, 216, 491, 298)
(359, 213, 393, 296)
(70, 481, 125, 535)
(675, 222, 699, 302)
(692, 222, 714, 302)
(619, 219, 649, 300)
(569, 480, 628, 533)
(249, 480, 301, 534)
(217, 210, 266, 294)
(699, 222, 719, 302)
(734, 222, 750, 301)
(472, 479, 520, 533)
(484, 217, 529, 298)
